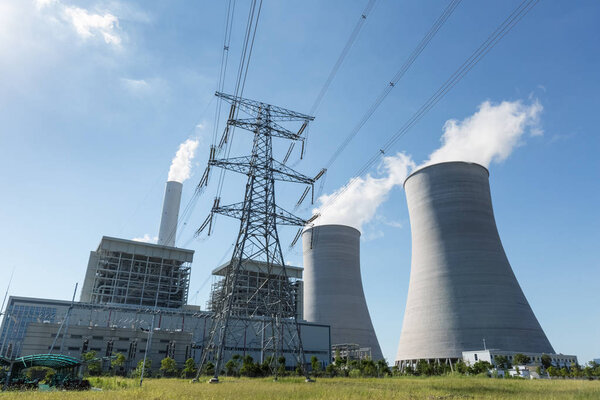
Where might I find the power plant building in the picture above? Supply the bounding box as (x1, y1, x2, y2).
(79, 236, 193, 309)
(396, 161, 555, 367)
(302, 224, 383, 361)
(0, 296, 331, 371)
(208, 259, 304, 320)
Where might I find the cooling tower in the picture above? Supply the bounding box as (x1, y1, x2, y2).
(395, 161, 554, 364)
(302, 224, 384, 361)
(158, 180, 183, 247)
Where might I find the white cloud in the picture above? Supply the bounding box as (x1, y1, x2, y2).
(168, 138, 200, 182)
(132, 234, 157, 243)
(314, 98, 543, 234)
(35, 0, 58, 10)
(63, 5, 121, 45)
(33, 0, 122, 47)
(121, 77, 149, 91)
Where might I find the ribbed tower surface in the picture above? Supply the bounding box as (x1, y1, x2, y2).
(396, 161, 554, 362)
(303, 224, 384, 361)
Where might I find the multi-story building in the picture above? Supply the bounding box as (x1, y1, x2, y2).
(80, 236, 193, 309)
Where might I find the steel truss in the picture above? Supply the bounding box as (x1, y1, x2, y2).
(196, 92, 318, 382)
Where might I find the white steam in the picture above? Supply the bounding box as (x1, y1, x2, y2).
(423, 99, 543, 168)
(314, 99, 543, 232)
(167, 138, 199, 183)
(314, 153, 415, 229)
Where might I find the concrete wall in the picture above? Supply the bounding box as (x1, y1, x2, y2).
(303, 224, 383, 361)
(396, 162, 554, 362)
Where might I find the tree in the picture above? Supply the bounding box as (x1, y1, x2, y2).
(82, 351, 102, 376)
(181, 358, 197, 379)
(541, 354, 552, 369)
(513, 353, 530, 365)
(415, 360, 432, 376)
(203, 361, 215, 376)
(376, 359, 390, 377)
(240, 355, 259, 377)
(454, 360, 468, 374)
(111, 353, 126, 375)
(277, 356, 287, 377)
(469, 361, 492, 375)
(310, 356, 322, 376)
(493, 355, 510, 370)
(360, 359, 377, 377)
(547, 366, 559, 378)
(160, 357, 178, 377)
(133, 359, 152, 378)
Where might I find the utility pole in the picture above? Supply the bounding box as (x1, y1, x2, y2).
(195, 92, 323, 382)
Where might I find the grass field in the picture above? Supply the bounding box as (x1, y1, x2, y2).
(1, 376, 599, 399)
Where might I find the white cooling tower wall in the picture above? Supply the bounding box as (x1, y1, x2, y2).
(395, 161, 554, 362)
(303, 224, 384, 361)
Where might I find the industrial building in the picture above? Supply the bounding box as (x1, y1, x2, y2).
(80, 236, 193, 309)
(0, 296, 330, 372)
(395, 161, 556, 368)
(0, 176, 332, 373)
(462, 349, 577, 369)
(208, 259, 304, 320)
(302, 224, 384, 361)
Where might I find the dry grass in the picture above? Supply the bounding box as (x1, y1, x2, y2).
(1, 376, 599, 399)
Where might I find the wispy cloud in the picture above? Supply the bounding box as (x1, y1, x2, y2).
(314, 98, 543, 233)
(132, 234, 157, 243)
(35, 0, 122, 47)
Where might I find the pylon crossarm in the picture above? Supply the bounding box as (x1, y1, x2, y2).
(216, 91, 314, 122)
(229, 119, 304, 141)
(210, 156, 314, 184)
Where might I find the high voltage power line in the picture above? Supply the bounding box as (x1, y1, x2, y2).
(310, 0, 541, 224)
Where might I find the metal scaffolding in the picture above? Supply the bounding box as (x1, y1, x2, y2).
(81, 237, 192, 309)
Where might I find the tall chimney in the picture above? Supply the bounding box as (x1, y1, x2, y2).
(158, 181, 183, 247)
(395, 161, 554, 365)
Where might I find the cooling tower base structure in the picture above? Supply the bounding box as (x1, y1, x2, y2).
(395, 162, 554, 365)
(303, 224, 384, 361)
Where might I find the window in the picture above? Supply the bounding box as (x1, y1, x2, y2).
(68, 346, 80, 351)
(92, 336, 103, 340)
(474, 354, 478, 361)
(71, 334, 82, 339)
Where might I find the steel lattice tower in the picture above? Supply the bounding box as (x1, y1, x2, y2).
(196, 92, 319, 382)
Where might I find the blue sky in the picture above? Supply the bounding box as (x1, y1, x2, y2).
(0, 0, 598, 364)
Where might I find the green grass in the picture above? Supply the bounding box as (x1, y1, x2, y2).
(1, 376, 599, 399)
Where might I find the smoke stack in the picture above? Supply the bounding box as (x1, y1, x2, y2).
(395, 162, 554, 364)
(302, 224, 383, 360)
(158, 181, 183, 247)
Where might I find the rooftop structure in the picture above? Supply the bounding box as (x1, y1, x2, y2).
(79, 236, 193, 309)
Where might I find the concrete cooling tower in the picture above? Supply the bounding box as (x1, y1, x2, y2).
(396, 161, 554, 365)
(302, 224, 384, 361)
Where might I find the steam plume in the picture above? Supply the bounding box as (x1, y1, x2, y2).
(314, 99, 542, 231)
(168, 138, 199, 183)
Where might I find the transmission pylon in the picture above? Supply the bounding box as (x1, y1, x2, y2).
(195, 92, 323, 382)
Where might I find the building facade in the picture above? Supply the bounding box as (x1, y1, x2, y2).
(0, 296, 330, 371)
